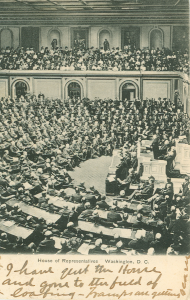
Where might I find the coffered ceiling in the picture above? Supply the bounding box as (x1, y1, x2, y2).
(0, 0, 189, 25)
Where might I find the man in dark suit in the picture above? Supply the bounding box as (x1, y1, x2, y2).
(96, 195, 110, 209)
(180, 176, 189, 197)
(107, 207, 122, 223)
(103, 39, 110, 51)
(151, 134, 160, 159)
(68, 207, 78, 226)
(128, 231, 149, 252)
(154, 177, 174, 205)
(117, 213, 131, 228)
(36, 231, 56, 253)
(66, 237, 82, 255)
(108, 241, 125, 255)
(132, 213, 151, 231)
(89, 239, 107, 255)
(127, 176, 155, 200)
(69, 193, 82, 203)
(99, 207, 122, 227)
(62, 222, 78, 238)
(150, 233, 166, 254)
(78, 202, 94, 220)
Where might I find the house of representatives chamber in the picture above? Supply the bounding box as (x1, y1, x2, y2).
(0, 0, 189, 255)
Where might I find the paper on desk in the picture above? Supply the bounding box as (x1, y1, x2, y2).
(23, 182, 33, 190)
(119, 228, 132, 239)
(64, 188, 76, 195)
(78, 221, 94, 232)
(2, 220, 15, 227)
(78, 243, 93, 255)
(98, 210, 108, 218)
(52, 237, 66, 250)
(135, 229, 146, 239)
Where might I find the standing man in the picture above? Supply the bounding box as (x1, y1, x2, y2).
(103, 39, 110, 51)
(51, 39, 57, 50)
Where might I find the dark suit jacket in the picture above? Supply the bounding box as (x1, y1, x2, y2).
(107, 211, 122, 223)
(89, 246, 107, 255)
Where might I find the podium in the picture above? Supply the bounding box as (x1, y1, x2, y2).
(175, 139, 190, 175)
(106, 149, 121, 195)
(137, 140, 153, 173)
(137, 140, 167, 181)
(141, 158, 167, 181)
(180, 144, 190, 174)
(108, 149, 122, 173)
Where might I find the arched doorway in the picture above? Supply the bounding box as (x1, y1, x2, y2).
(0, 29, 13, 48)
(15, 81, 28, 98)
(49, 29, 61, 48)
(99, 29, 111, 49)
(150, 28, 163, 49)
(68, 82, 81, 98)
(121, 82, 136, 101)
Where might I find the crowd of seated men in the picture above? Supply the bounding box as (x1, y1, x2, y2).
(0, 45, 189, 73)
(0, 174, 189, 255)
(0, 93, 189, 254)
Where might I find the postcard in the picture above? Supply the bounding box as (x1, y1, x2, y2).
(0, 0, 189, 299)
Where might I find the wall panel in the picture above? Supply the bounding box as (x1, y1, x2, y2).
(0, 71, 185, 104)
(87, 79, 115, 99)
(143, 80, 170, 100)
(34, 78, 62, 99)
(0, 79, 8, 98)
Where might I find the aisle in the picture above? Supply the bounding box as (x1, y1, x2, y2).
(69, 156, 112, 195)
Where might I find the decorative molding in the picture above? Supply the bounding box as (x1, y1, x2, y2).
(119, 79, 139, 100)
(47, 27, 62, 47)
(149, 27, 164, 48)
(11, 78, 30, 98)
(0, 14, 188, 26)
(64, 79, 84, 99)
(97, 27, 112, 48)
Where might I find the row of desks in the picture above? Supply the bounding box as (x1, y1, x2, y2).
(3, 197, 61, 240)
(4, 196, 78, 241)
(0, 219, 33, 239)
(77, 242, 131, 255)
(48, 196, 80, 210)
(41, 193, 151, 215)
(3, 189, 152, 244)
(53, 237, 134, 255)
(1, 197, 72, 241)
(6, 198, 60, 222)
(77, 220, 154, 240)
(6, 196, 153, 237)
(112, 198, 151, 213)
(95, 209, 156, 226)
(35, 193, 80, 210)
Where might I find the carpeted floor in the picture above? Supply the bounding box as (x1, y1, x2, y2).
(69, 156, 112, 195)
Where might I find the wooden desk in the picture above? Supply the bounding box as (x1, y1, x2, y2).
(127, 214, 157, 227)
(0, 219, 33, 240)
(77, 220, 154, 242)
(77, 220, 133, 239)
(97, 209, 123, 220)
(35, 194, 79, 210)
(96, 209, 156, 227)
(78, 242, 138, 255)
(113, 199, 151, 214)
(6, 199, 60, 222)
(48, 196, 80, 210)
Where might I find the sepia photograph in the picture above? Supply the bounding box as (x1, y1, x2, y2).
(0, 0, 189, 260)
